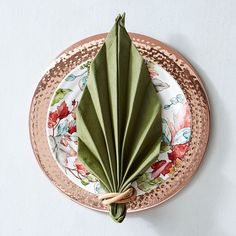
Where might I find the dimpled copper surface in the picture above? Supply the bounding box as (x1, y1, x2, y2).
(29, 33, 210, 213)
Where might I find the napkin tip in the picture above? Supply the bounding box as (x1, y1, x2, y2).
(115, 12, 126, 26)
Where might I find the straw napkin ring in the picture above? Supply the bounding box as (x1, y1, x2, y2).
(98, 187, 137, 205)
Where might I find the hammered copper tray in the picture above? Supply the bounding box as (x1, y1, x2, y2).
(29, 33, 210, 212)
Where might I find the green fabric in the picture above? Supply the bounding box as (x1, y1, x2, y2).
(76, 13, 162, 223)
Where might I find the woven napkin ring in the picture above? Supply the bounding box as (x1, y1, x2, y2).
(98, 187, 137, 205)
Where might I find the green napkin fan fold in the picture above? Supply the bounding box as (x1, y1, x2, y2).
(76, 13, 162, 223)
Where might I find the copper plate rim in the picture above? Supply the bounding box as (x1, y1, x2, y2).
(29, 32, 210, 213)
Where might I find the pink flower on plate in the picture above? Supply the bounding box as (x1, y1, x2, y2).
(169, 103, 191, 144)
(74, 159, 89, 176)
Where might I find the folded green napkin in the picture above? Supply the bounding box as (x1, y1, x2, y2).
(76, 13, 162, 223)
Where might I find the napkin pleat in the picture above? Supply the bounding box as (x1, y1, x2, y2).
(77, 92, 114, 191)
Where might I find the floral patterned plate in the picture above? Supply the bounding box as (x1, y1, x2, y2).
(47, 59, 191, 195)
(30, 33, 210, 212)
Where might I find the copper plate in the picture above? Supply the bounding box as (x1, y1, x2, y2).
(29, 33, 210, 212)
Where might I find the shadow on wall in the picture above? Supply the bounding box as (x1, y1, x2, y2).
(128, 34, 233, 236)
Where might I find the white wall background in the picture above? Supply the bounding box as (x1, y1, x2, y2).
(0, 0, 236, 235)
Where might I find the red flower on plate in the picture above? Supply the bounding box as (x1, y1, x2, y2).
(151, 160, 173, 178)
(68, 121, 77, 134)
(168, 143, 188, 164)
(74, 159, 89, 176)
(57, 101, 70, 119)
(48, 111, 59, 128)
(72, 99, 76, 106)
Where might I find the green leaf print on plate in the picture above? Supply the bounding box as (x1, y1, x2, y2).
(51, 88, 72, 106)
(137, 173, 162, 192)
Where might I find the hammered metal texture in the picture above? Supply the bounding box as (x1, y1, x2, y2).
(29, 33, 210, 213)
